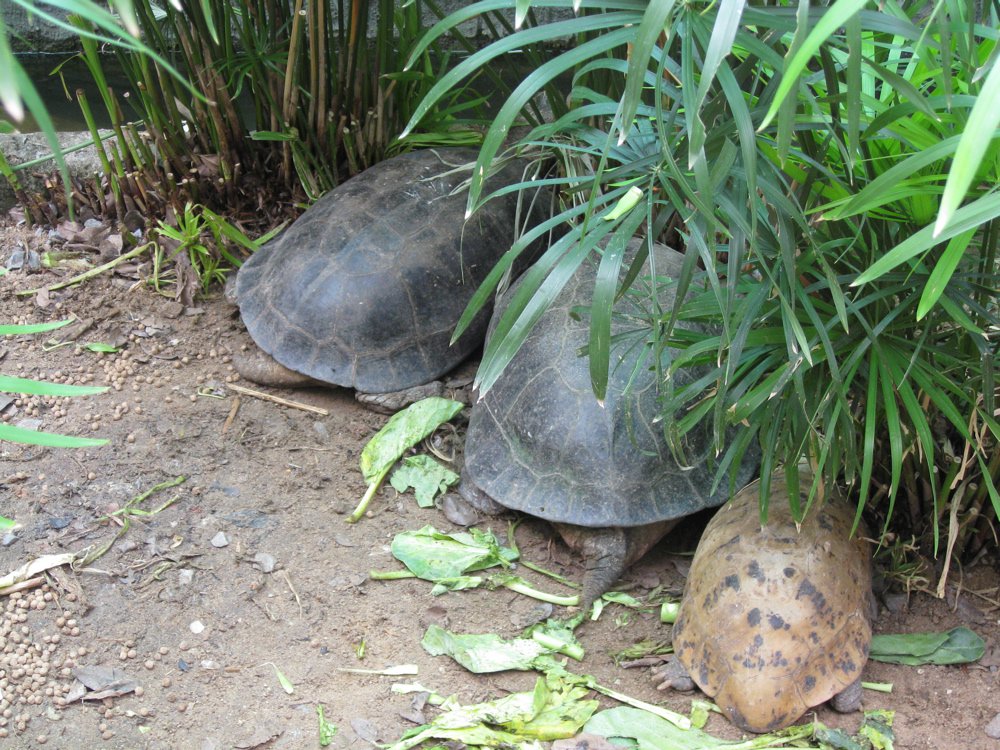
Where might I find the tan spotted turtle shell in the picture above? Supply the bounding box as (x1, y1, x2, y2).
(672, 472, 872, 733)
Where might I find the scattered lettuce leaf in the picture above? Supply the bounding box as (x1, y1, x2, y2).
(349, 397, 464, 522)
(316, 704, 337, 747)
(389, 454, 460, 507)
(584, 706, 816, 750)
(386, 526, 577, 604)
(859, 710, 895, 750)
(384, 675, 594, 750)
(600, 591, 645, 608)
(422, 624, 549, 672)
(815, 726, 864, 750)
(869, 627, 985, 665)
(391, 525, 518, 580)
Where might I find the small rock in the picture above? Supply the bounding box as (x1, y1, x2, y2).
(313, 422, 330, 440)
(882, 592, 909, 614)
(350, 718, 379, 744)
(510, 602, 553, 629)
(437, 492, 481, 527)
(986, 712, 1000, 739)
(177, 569, 194, 585)
(252, 553, 276, 573)
(1, 532, 17, 547)
(210, 532, 229, 548)
(15, 418, 43, 432)
(161, 301, 185, 319)
(189, 620, 205, 635)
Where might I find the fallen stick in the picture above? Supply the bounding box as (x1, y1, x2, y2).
(226, 383, 330, 416)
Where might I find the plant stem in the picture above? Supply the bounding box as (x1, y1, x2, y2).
(15, 244, 150, 297)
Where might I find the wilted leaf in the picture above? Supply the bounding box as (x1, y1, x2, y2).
(389, 455, 460, 508)
(0, 552, 77, 592)
(68, 665, 139, 700)
(869, 627, 985, 665)
(337, 664, 419, 676)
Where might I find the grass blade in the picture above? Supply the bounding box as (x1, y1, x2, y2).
(0, 375, 108, 398)
(853, 192, 1000, 287)
(916, 228, 975, 320)
(934, 56, 1000, 236)
(758, 0, 870, 132)
(0, 423, 108, 448)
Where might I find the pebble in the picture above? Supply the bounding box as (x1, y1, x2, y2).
(986, 712, 1000, 739)
(252, 553, 276, 573)
(210, 532, 229, 548)
(189, 621, 205, 635)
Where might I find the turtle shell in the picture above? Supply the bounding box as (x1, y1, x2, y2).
(235, 148, 535, 393)
(672, 471, 873, 733)
(462, 240, 759, 528)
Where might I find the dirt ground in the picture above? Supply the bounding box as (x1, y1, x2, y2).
(1, 216, 999, 750)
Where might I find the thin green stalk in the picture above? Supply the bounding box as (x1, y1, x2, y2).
(15, 243, 150, 297)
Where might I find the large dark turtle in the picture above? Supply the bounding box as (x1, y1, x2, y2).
(655, 469, 873, 733)
(234, 148, 541, 411)
(459, 240, 759, 607)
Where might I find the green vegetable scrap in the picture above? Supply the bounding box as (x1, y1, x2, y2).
(858, 710, 895, 750)
(382, 525, 577, 604)
(522, 616, 585, 661)
(391, 525, 518, 580)
(316, 704, 338, 747)
(611, 640, 673, 665)
(349, 397, 464, 522)
(816, 711, 894, 750)
(84, 342, 121, 353)
(389, 454, 460, 507)
(660, 600, 681, 624)
(585, 706, 816, 750)
(0, 515, 19, 532)
(384, 675, 597, 750)
(814, 726, 865, 750)
(869, 626, 985, 665)
(265, 663, 294, 694)
(421, 624, 690, 730)
(422, 624, 549, 673)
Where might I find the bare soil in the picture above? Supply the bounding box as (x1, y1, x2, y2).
(1, 217, 998, 750)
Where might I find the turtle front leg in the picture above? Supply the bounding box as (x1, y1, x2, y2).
(830, 677, 863, 713)
(574, 527, 630, 611)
